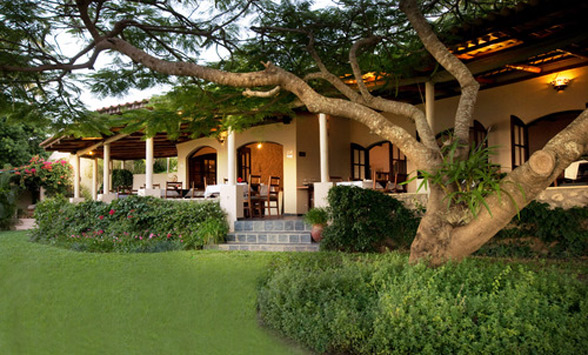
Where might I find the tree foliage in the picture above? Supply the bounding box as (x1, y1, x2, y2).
(0, 0, 586, 265)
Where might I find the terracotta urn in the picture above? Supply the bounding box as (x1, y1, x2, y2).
(311, 224, 324, 243)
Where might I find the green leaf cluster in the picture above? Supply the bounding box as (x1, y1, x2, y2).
(413, 139, 517, 219)
(321, 186, 419, 252)
(258, 253, 588, 354)
(31, 195, 229, 253)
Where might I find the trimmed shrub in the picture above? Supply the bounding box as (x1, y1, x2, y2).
(321, 186, 419, 252)
(111, 169, 133, 190)
(0, 173, 18, 230)
(257, 253, 588, 354)
(477, 201, 588, 258)
(31, 195, 228, 253)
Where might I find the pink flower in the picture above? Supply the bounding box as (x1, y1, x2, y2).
(127, 215, 133, 219)
(139, 236, 143, 240)
(167, 233, 172, 238)
(109, 209, 115, 215)
(99, 215, 104, 220)
(30, 168, 36, 173)
(98, 230, 104, 234)
(14, 171, 20, 175)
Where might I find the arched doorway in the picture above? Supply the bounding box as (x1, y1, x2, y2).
(237, 142, 283, 186)
(188, 146, 217, 189)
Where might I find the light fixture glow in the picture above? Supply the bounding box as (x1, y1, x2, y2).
(257, 142, 263, 149)
(550, 76, 571, 92)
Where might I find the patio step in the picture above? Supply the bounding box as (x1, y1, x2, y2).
(15, 218, 35, 230)
(220, 218, 318, 252)
(217, 243, 319, 252)
(233, 219, 312, 233)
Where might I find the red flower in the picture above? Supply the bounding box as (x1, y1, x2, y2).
(237, 177, 243, 183)
(109, 209, 115, 215)
(99, 215, 104, 220)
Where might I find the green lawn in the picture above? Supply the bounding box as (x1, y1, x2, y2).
(0, 231, 308, 355)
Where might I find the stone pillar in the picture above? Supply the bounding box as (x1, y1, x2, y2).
(99, 143, 117, 202)
(425, 81, 435, 130)
(227, 128, 236, 185)
(69, 153, 84, 203)
(220, 184, 245, 232)
(73, 154, 80, 198)
(92, 158, 98, 200)
(145, 137, 154, 189)
(319, 113, 330, 183)
(103, 143, 110, 193)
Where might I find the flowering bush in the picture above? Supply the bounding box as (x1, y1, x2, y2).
(10, 155, 72, 198)
(31, 195, 228, 253)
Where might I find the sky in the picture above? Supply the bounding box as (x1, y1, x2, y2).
(76, 0, 337, 111)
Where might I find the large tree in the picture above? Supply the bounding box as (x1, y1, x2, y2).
(1, 0, 586, 265)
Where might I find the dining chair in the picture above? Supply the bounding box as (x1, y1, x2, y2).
(165, 181, 183, 199)
(373, 171, 392, 191)
(245, 174, 263, 218)
(265, 176, 281, 216)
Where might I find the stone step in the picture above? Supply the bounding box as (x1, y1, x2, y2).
(227, 232, 312, 244)
(15, 218, 35, 230)
(234, 219, 311, 233)
(217, 243, 319, 252)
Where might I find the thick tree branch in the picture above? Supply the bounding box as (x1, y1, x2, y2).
(104, 37, 432, 169)
(347, 36, 439, 151)
(448, 108, 588, 258)
(243, 86, 281, 98)
(400, 0, 479, 145)
(349, 36, 381, 100)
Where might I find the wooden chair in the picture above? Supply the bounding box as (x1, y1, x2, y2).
(244, 174, 263, 218)
(165, 181, 183, 199)
(373, 171, 392, 191)
(265, 176, 281, 216)
(187, 181, 204, 199)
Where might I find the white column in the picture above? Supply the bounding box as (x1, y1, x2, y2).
(227, 128, 236, 185)
(103, 143, 111, 194)
(425, 81, 435, 129)
(73, 153, 81, 198)
(145, 137, 154, 189)
(319, 113, 330, 182)
(92, 158, 98, 200)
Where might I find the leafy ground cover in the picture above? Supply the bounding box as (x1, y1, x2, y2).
(258, 252, 588, 354)
(0, 231, 308, 355)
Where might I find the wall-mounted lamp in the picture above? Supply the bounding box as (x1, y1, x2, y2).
(216, 131, 228, 144)
(257, 142, 263, 149)
(550, 76, 571, 92)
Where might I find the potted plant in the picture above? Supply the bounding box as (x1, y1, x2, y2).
(304, 207, 328, 243)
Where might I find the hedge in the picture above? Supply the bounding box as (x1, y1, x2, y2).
(31, 195, 228, 252)
(257, 253, 588, 354)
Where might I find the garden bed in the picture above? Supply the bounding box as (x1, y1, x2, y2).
(31, 195, 228, 252)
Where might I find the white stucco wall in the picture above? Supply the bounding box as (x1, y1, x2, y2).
(176, 121, 299, 214)
(427, 66, 588, 172)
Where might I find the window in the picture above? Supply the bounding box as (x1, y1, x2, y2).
(511, 115, 528, 168)
(350, 143, 367, 180)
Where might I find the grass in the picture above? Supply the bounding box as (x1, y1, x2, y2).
(0, 231, 309, 355)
